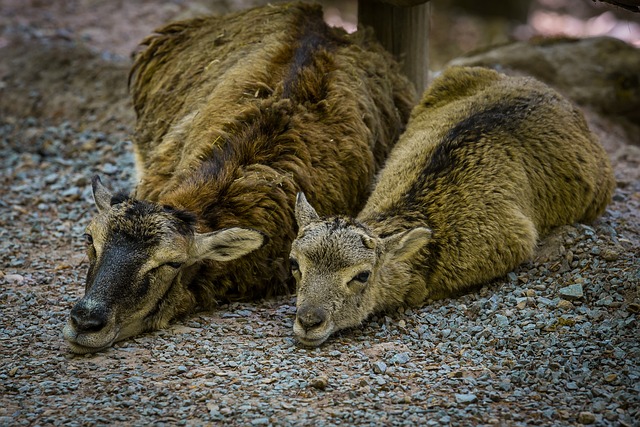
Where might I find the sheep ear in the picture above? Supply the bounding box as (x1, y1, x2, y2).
(383, 227, 432, 262)
(192, 228, 266, 262)
(295, 192, 319, 228)
(92, 175, 113, 212)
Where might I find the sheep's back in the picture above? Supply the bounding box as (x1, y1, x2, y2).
(360, 66, 614, 296)
(129, 2, 415, 216)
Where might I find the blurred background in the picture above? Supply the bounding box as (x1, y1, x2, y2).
(1, 0, 638, 69)
(0, 0, 638, 127)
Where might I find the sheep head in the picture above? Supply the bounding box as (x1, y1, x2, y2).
(63, 176, 265, 354)
(289, 193, 431, 346)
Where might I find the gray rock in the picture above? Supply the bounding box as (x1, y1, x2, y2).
(372, 361, 387, 374)
(559, 284, 584, 300)
(455, 393, 478, 404)
(495, 314, 509, 327)
(309, 376, 328, 390)
(577, 411, 596, 424)
(390, 352, 410, 364)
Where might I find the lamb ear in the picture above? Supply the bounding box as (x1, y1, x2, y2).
(192, 228, 266, 262)
(383, 227, 432, 262)
(295, 192, 319, 228)
(92, 175, 113, 212)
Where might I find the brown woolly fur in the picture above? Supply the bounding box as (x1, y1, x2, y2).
(62, 2, 415, 354)
(290, 66, 615, 346)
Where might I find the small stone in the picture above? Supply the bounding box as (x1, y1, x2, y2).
(557, 300, 574, 310)
(559, 284, 584, 301)
(4, 274, 24, 283)
(101, 163, 118, 174)
(589, 247, 601, 255)
(176, 365, 188, 374)
(309, 375, 328, 390)
(495, 314, 509, 327)
(596, 296, 614, 307)
(372, 361, 387, 374)
(455, 393, 478, 404)
(507, 272, 517, 282)
(390, 352, 410, 364)
(604, 411, 618, 421)
(600, 248, 619, 261)
(525, 289, 536, 297)
(604, 373, 617, 382)
(281, 402, 295, 412)
(498, 382, 512, 391)
(395, 394, 412, 404)
(577, 411, 596, 424)
(515, 297, 528, 309)
(538, 297, 554, 306)
(397, 319, 406, 328)
(251, 418, 269, 425)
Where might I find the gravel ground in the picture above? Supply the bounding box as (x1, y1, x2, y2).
(1, 1, 639, 426)
(2, 88, 639, 427)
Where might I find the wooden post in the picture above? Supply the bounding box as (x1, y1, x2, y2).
(358, 0, 431, 95)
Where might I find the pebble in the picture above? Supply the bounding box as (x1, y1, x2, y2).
(390, 352, 410, 364)
(600, 247, 619, 261)
(372, 361, 387, 374)
(596, 296, 614, 306)
(537, 297, 554, 306)
(559, 284, 584, 300)
(557, 300, 574, 310)
(455, 393, 478, 404)
(309, 376, 328, 391)
(3, 274, 25, 283)
(577, 411, 596, 424)
(495, 314, 509, 327)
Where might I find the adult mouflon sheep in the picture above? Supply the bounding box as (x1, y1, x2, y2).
(290, 66, 615, 347)
(63, 2, 415, 354)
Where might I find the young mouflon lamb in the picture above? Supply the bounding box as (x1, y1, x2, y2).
(289, 66, 615, 347)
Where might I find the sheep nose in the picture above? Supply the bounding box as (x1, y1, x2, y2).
(69, 301, 108, 333)
(297, 305, 327, 331)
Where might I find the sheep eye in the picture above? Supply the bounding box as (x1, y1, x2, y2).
(352, 271, 370, 283)
(165, 261, 183, 269)
(83, 233, 93, 246)
(289, 258, 299, 272)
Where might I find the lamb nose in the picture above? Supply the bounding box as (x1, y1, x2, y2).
(70, 304, 108, 333)
(298, 306, 327, 331)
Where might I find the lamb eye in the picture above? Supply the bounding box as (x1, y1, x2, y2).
(289, 258, 299, 272)
(353, 271, 371, 283)
(83, 233, 93, 246)
(165, 261, 183, 269)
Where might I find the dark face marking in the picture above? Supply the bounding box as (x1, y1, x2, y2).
(85, 232, 154, 300)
